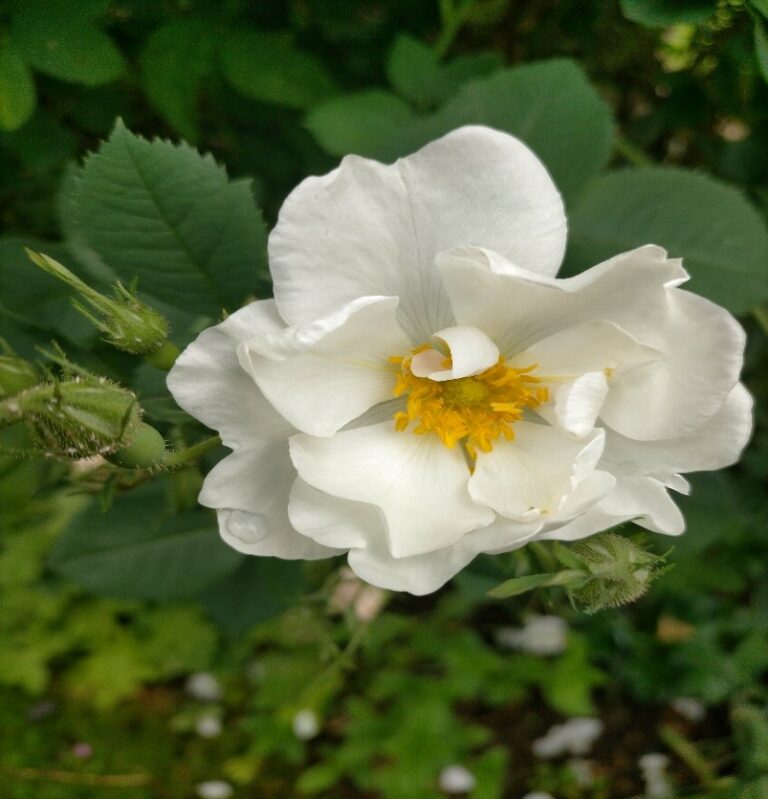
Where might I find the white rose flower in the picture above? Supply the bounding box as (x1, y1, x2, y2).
(168, 125, 752, 595)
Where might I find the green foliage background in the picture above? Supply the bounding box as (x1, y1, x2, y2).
(1, 1, 768, 797)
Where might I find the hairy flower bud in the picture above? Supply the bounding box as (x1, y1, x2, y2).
(26, 250, 169, 355)
(1, 376, 140, 459)
(0, 355, 39, 398)
(567, 533, 666, 613)
(107, 422, 167, 469)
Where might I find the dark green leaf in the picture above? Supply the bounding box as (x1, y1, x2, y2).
(50, 481, 243, 601)
(0, 237, 94, 345)
(386, 34, 502, 108)
(566, 167, 768, 314)
(200, 557, 304, 636)
(141, 20, 219, 141)
(0, 41, 36, 132)
(307, 59, 614, 199)
(305, 90, 416, 161)
(11, 1, 124, 86)
(66, 120, 267, 316)
(219, 30, 337, 109)
(620, 0, 716, 27)
(755, 18, 768, 83)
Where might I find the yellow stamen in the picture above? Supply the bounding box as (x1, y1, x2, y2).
(390, 345, 548, 458)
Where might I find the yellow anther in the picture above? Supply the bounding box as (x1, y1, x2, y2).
(390, 345, 548, 458)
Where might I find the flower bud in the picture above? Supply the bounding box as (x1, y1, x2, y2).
(26, 250, 169, 355)
(106, 422, 167, 469)
(0, 355, 39, 398)
(1, 376, 140, 459)
(567, 532, 665, 613)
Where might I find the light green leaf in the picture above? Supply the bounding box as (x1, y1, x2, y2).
(755, 18, 768, 83)
(751, 0, 768, 17)
(219, 29, 336, 109)
(0, 41, 36, 131)
(306, 59, 614, 198)
(305, 90, 416, 161)
(620, 0, 716, 27)
(141, 19, 219, 141)
(11, 0, 125, 86)
(488, 570, 584, 599)
(67, 120, 268, 316)
(539, 636, 605, 716)
(50, 481, 243, 601)
(386, 34, 501, 108)
(566, 167, 768, 314)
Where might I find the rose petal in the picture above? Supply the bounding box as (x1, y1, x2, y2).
(270, 126, 566, 342)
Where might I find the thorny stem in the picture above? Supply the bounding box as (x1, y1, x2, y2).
(162, 435, 222, 469)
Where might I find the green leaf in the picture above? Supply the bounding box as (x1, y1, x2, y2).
(386, 34, 441, 107)
(10, 0, 125, 86)
(539, 636, 605, 716)
(141, 19, 219, 141)
(305, 90, 416, 161)
(307, 59, 614, 199)
(50, 481, 243, 601)
(488, 570, 584, 599)
(219, 30, 337, 109)
(200, 558, 304, 636)
(0, 237, 94, 346)
(566, 167, 768, 314)
(755, 18, 768, 83)
(620, 0, 716, 27)
(751, 0, 768, 18)
(386, 34, 501, 108)
(0, 40, 36, 132)
(66, 120, 268, 316)
(429, 59, 614, 198)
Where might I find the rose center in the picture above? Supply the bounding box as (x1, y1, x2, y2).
(389, 347, 548, 458)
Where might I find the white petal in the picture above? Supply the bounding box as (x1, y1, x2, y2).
(289, 421, 494, 558)
(438, 245, 745, 440)
(199, 444, 340, 560)
(468, 423, 608, 522)
(604, 382, 753, 475)
(511, 319, 662, 377)
(410, 325, 500, 381)
(290, 479, 540, 594)
(167, 300, 292, 448)
(289, 478, 478, 594)
(538, 475, 685, 541)
(270, 126, 566, 342)
(544, 371, 610, 439)
(288, 479, 372, 551)
(600, 288, 745, 440)
(236, 296, 409, 437)
(348, 540, 478, 596)
(512, 320, 660, 438)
